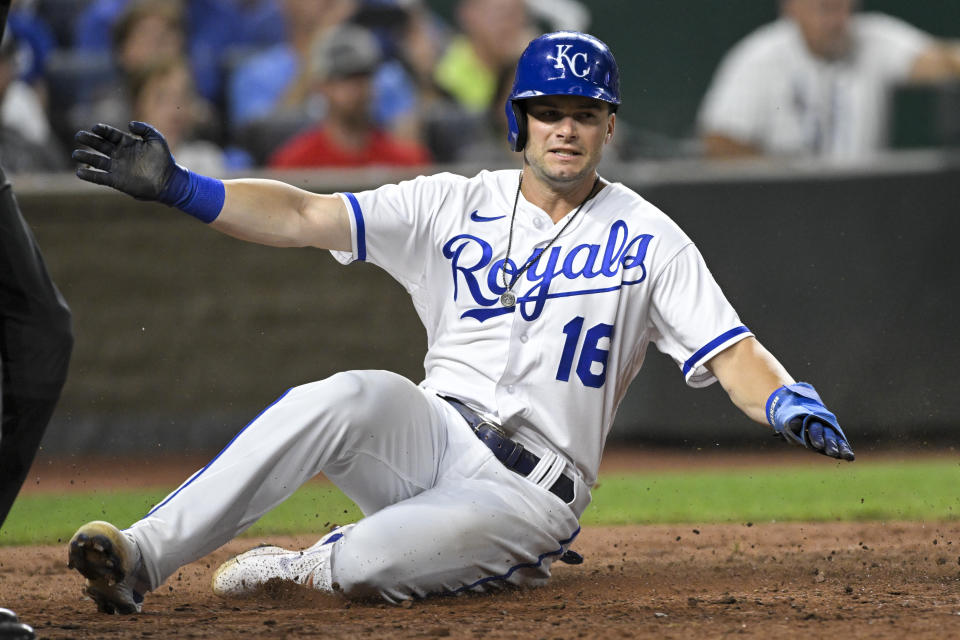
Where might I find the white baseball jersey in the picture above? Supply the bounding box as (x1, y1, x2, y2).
(334, 169, 751, 486)
(697, 13, 933, 159)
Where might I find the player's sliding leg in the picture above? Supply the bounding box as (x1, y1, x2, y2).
(212, 395, 586, 602)
(67, 370, 452, 612)
(327, 462, 583, 602)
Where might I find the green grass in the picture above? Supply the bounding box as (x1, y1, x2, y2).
(579, 460, 960, 525)
(1, 460, 957, 546)
(0, 484, 363, 547)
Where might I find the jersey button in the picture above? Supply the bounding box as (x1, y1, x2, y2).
(520, 334, 528, 343)
(507, 385, 516, 394)
(533, 217, 544, 230)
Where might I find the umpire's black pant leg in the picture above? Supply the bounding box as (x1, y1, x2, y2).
(0, 166, 74, 528)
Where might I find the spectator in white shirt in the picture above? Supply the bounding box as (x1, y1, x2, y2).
(698, 0, 960, 160)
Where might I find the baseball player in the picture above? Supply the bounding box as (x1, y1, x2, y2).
(66, 31, 854, 614)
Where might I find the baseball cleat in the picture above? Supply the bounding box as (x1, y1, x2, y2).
(212, 524, 353, 597)
(67, 521, 144, 614)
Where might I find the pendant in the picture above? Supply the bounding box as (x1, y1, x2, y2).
(500, 291, 517, 307)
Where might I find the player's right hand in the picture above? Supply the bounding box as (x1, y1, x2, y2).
(73, 122, 178, 201)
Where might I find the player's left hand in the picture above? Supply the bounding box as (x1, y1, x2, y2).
(767, 383, 855, 461)
(779, 416, 855, 460)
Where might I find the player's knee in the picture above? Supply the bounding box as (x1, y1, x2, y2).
(311, 370, 409, 428)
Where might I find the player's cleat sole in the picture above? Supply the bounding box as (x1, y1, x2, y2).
(67, 521, 144, 614)
(212, 524, 353, 598)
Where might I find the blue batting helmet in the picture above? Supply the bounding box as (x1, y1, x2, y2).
(506, 31, 621, 152)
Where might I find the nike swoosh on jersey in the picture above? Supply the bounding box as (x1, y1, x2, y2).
(469, 210, 506, 222)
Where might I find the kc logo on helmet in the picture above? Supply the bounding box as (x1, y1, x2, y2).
(548, 44, 591, 80)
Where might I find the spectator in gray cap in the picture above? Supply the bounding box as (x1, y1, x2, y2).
(268, 24, 431, 168)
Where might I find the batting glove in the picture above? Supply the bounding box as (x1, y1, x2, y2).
(766, 383, 854, 461)
(73, 122, 223, 223)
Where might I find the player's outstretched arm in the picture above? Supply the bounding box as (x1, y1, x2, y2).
(214, 179, 350, 250)
(706, 337, 854, 461)
(73, 122, 350, 251)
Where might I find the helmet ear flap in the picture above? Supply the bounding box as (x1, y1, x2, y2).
(508, 100, 527, 152)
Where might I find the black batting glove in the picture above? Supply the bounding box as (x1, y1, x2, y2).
(73, 122, 181, 202)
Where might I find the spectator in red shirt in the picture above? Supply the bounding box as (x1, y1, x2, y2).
(269, 24, 431, 169)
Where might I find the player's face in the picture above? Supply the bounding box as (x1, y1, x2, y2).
(522, 96, 615, 189)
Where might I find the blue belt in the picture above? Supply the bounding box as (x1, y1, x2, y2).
(442, 396, 575, 504)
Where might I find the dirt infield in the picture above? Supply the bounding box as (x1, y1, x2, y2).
(3, 451, 959, 639)
(2, 522, 959, 639)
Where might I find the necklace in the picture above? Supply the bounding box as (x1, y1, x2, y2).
(499, 172, 601, 307)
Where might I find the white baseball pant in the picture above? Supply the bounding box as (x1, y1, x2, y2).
(125, 370, 588, 601)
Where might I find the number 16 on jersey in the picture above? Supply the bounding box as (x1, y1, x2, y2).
(556, 316, 614, 388)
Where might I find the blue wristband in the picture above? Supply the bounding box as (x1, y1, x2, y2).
(159, 165, 225, 224)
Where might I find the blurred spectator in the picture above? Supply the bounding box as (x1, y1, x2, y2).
(0, 27, 65, 172)
(73, 0, 286, 103)
(69, 0, 188, 130)
(316, 0, 445, 143)
(227, 0, 355, 129)
(351, 0, 443, 83)
(268, 24, 430, 168)
(433, 0, 533, 115)
(418, 0, 535, 163)
(130, 57, 251, 174)
(524, 0, 590, 33)
(113, 0, 185, 73)
(7, 3, 56, 94)
(433, 65, 516, 165)
(698, 0, 960, 160)
(229, 0, 434, 164)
